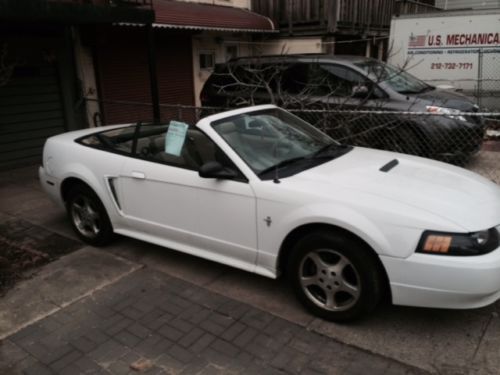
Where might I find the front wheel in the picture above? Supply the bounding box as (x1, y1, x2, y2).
(66, 185, 114, 246)
(288, 231, 384, 322)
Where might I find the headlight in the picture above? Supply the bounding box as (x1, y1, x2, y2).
(426, 106, 467, 122)
(417, 227, 500, 256)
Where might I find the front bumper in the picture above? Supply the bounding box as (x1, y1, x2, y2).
(381, 246, 500, 309)
(422, 116, 485, 163)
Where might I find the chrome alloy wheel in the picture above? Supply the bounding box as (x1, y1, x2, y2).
(70, 196, 101, 238)
(299, 249, 361, 311)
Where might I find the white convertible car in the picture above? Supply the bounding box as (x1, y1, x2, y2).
(39, 105, 500, 321)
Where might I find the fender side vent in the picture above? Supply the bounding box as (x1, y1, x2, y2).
(107, 178, 121, 209)
(380, 159, 399, 173)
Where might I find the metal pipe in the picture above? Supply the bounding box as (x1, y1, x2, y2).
(146, 23, 161, 124)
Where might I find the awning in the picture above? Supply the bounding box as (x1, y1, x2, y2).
(150, 0, 276, 33)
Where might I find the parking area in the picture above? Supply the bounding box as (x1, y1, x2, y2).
(0, 157, 499, 374)
(468, 149, 500, 184)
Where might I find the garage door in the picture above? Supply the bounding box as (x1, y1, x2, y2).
(95, 26, 195, 125)
(0, 64, 66, 170)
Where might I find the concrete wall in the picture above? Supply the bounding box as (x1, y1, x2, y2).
(436, 0, 500, 9)
(254, 37, 324, 56)
(176, 0, 251, 9)
(253, 37, 383, 59)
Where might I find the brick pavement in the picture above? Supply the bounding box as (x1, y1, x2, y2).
(0, 212, 82, 295)
(0, 268, 426, 375)
(0, 212, 81, 258)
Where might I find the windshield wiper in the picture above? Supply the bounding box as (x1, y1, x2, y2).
(399, 86, 434, 95)
(258, 143, 351, 181)
(398, 89, 420, 94)
(311, 143, 348, 158)
(258, 156, 308, 178)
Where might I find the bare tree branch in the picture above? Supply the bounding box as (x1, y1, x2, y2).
(210, 51, 428, 146)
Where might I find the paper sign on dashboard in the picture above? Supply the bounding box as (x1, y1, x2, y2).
(164, 121, 189, 156)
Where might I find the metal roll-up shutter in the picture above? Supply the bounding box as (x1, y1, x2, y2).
(0, 64, 66, 170)
(95, 26, 194, 125)
(156, 31, 195, 121)
(95, 27, 153, 125)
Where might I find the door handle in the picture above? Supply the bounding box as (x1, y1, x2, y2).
(131, 171, 146, 179)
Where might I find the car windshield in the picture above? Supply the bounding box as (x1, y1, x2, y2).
(211, 108, 349, 179)
(354, 61, 432, 94)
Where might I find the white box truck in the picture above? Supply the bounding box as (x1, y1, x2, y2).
(388, 9, 500, 109)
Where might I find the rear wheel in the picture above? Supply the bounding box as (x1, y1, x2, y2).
(288, 230, 384, 322)
(66, 185, 114, 246)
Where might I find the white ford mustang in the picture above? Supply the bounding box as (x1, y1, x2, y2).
(39, 105, 500, 321)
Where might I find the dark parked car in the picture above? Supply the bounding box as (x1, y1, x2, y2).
(200, 54, 484, 164)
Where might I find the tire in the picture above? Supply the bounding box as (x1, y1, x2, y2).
(66, 184, 114, 246)
(287, 230, 384, 322)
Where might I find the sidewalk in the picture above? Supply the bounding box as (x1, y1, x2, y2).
(0, 265, 424, 375)
(1, 164, 499, 374)
(0, 166, 425, 374)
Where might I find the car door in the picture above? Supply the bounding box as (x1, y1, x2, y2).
(118, 123, 258, 269)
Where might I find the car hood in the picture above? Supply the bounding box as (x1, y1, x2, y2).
(288, 147, 500, 232)
(409, 89, 478, 111)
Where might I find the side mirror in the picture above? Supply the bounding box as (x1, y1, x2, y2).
(199, 161, 238, 180)
(351, 84, 370, 99)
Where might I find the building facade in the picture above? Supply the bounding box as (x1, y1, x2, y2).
(251, 0, 438, 59)
(0, 0, 275, 169)
(0, 0, 154, 169)
(79, 0, 275, 124)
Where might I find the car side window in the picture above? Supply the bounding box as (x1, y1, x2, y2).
(78, 126, 136, 154)
(315, 65, 361, 96)
(214, 63, 263, 94)
(320, 64, 384, 99)
(282, 63, 308, 94)
(135, 123, 244, 177)
(211, 64, 239, 93)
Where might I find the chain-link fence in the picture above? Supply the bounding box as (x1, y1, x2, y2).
(293, 108, 500, 184)
(424, 49, 500, 111)
(85, 98, 500, 184)
(478, 49, 500, 110)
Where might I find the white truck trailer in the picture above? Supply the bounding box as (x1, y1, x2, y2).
(388, 9, 500, 109)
